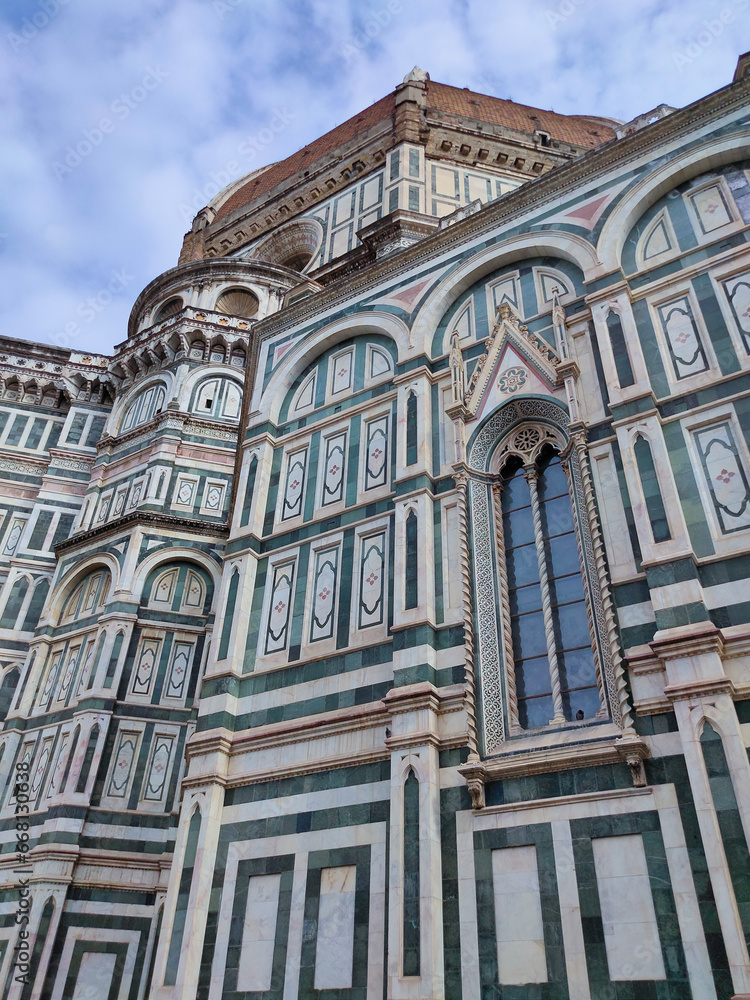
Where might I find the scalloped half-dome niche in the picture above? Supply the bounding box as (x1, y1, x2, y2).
(215, 288, 259, 318)
(154, 297, 183, 323)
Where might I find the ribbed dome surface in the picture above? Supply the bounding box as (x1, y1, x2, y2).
(154, 297, 182, 322)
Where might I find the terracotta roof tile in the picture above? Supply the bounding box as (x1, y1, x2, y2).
(426, 81, 616, 148)
(216, 94, 395, 220)
(214, 80, 615, 222)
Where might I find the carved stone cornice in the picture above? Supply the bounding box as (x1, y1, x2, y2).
(650, 622, 725, 661)
(54, 510, 229, 553)
(181, 773, 229, 791)
(663, 676, 735, 702)
(556, 358, 580, 382)
(183, 730, 233, 762)
(382, 682, 448, 716)
(458, 732, 650, 809)
(251, 77, 750, 343)
(98, 409, 241, 458)
(0, 452, 48, 478)
(227, 747, 390, 787)
(195, 701, 390, 760)
(356, 209, 440, 260)
(45, 447, 95, 474)
(203, 127, 396, 256)
(384, 730, 442, 752)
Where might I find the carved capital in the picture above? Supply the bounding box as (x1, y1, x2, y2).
(459, 758, 486, 810)
(616, 734, 650, 787)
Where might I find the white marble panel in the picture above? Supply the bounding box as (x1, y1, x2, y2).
(592, 834, 665, 981)
(237, 873, 281, 992)
(205, 827, 386, 1000)
(50, 927, 139, 1000)
(590, 445, 638, 580)
(616, 601, 655, 629)
(492, 845, 547, 985)
(314, 865, 356, 989)
(73, 951, 116, 1000)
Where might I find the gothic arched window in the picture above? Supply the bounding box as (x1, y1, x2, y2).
(121, 383, 167, 432)
(466, 404, 621, 755)
(500, 448, 602, 729)
(60, 569, 110, 624)
(190, 376, 242, 421)
(144, 562, 212, 617)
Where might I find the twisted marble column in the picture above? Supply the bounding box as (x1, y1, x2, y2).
(524, 465, 566, 726)
(454, 470, 479, 758)
(491, 482, 520, 733)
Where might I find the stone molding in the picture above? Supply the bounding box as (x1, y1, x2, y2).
(650, 622, 725, 661)
(663, 676, 735, 702)
(253, 79, 750, 341)
(184, 686, 467, 781)
(0, 454, 48, 477)
(462, 399, 626, 757)
(459, 732, 650, 808)
(474, 783, 654, 817)
(54, 510, 229, 553)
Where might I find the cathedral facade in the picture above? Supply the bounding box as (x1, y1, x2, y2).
(1, 60, 750, 999)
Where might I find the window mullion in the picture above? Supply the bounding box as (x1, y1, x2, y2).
(524, 465, 566, 726)
(561, 452, 609, 720)
(491, 482, 521, 733)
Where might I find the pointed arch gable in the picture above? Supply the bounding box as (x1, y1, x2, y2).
(596, 128, 750, 274)
(467, 396, 571, 473)
(129, 547, 221, 607)
(48, 556, 119, 624)
(411, 233, 600, 359)
(253, 312, 411, 423)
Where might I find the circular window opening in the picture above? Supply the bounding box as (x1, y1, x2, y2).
(279, 251, 313, 272)
(154, 297, 182, 323)
(215, 288, 259, 319)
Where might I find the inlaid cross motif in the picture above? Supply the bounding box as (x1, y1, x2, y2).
(366, 573, 378, 585)
(318, 587, 331, 600)
(274, 601, 286, 613)
(716, 468, 736, 484)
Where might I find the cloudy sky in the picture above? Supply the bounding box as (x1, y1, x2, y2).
(1, 0, 747, 355)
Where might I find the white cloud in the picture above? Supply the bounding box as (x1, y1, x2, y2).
(0, 0, 745, 353)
